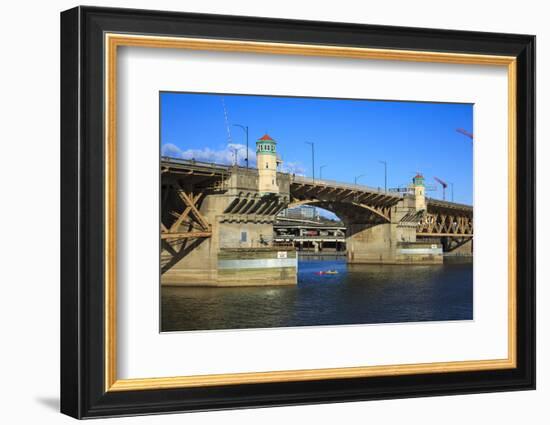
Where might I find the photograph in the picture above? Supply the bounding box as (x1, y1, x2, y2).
(160, 92, 474, 332)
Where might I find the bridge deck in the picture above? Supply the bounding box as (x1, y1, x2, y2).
(161, 157, 473, 212)
(291, 175, 402, 201)
(425, 197, 473, 212)
(161, 156, 230, 176)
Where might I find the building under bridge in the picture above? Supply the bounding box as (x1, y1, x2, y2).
(273, 217, 346, 252)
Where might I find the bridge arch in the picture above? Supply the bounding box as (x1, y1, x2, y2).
(285, 199, 391, 225)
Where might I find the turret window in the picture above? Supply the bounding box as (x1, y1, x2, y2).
(266, 163, 268, 168)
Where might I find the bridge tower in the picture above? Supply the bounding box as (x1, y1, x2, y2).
(412, 173, 426, 211)
(256, 133, 280, 195)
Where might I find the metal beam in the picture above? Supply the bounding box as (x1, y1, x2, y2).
(416, 233, 473, 237)
(161, 231, 212, 239)
(351, 202, 391, 222)
(175, 183, 210, 231)
(170, 192, 203, 232)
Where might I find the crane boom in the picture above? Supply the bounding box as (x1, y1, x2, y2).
(434, 176, 448, 188)
(456, 128, 474, 140)
(434, 176, 448, 201)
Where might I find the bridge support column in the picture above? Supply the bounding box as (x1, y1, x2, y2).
(162, 190, 297, 287)
(346, 198, 443, 264)
(442, 237, 473, 257)
(347, 223, 395, 263)
(346, 222, 443, 264)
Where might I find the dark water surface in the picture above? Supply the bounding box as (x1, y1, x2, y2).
(161, 258, 473, 332)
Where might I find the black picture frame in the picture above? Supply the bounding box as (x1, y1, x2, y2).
(61, 5, 535, 419)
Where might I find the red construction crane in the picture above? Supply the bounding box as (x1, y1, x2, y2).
(434, 176, 448, 200)
(456, 128, 474, 140)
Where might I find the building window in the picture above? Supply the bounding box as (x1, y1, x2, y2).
(241, 231, 247, 242)
(266, 163, 268, 168)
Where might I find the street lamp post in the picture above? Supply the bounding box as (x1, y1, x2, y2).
(354, 174, 367, 202)
(231, 147, 243, 166)
(378, 160, 387, 192)
(354, 174, 366, 185)
(305, 142, 315, 184)
(233, 124, 249, 168)
(320, 164, 328, 180)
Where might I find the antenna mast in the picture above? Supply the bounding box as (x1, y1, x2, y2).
(221, 97, 233, 145)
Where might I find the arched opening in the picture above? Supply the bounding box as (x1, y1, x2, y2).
(275, 199, 394, 262)
(275, 204, 349, 255)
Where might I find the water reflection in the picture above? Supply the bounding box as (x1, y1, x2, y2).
(161, 259, 473, 332)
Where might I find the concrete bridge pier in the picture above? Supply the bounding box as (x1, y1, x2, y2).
(347, 222, 393, 263)
(346, 195, 443, 265)
(162, 165, 298, 287)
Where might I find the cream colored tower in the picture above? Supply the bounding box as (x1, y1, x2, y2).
(256, 134, 279, 194)
(412, 173, 426, 211)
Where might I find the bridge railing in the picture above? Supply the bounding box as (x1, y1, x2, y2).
(292, 175, 403, 198)
(161, 156, 231, 171)
(162, 157, 397, 195)
(162, 156, 261, 175)
(162, 157, 475, 209)
(425, 197, 474, 211)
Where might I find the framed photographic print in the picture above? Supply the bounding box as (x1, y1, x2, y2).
(60, 6, 535, 419)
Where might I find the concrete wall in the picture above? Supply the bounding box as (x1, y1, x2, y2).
(446, 238, 473, 256)
(218, 222, 274, 248)
(346, 197, 443, 264)
(346, 222, 443, 264)
(162, 169, 296, 286)
(226, 168, 259, 195)
(347, 223, 393, 263)
(217, 248, 297, 286)
(395, 242, 444, 264)
(163, 245, 297, 287)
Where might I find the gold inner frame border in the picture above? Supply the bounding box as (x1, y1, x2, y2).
(104, 33, 517, 392)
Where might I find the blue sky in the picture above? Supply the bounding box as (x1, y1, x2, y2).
(160, 92, 473, 205)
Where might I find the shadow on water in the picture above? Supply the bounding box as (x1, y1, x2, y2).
(161, 258, 473, 332)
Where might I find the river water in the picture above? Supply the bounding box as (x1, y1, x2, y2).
(161, 258, 473, 332)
